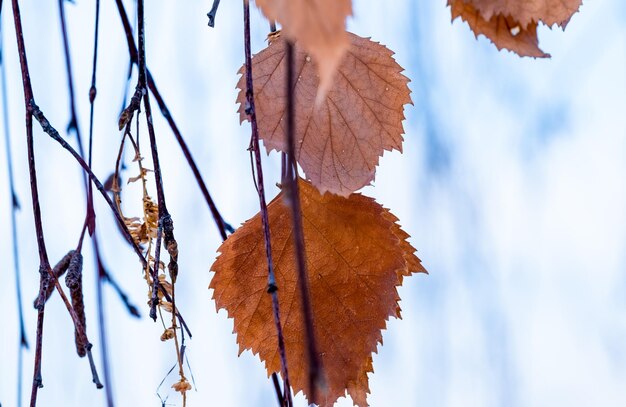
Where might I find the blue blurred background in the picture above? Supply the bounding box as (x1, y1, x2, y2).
(1, 0, 625, 405)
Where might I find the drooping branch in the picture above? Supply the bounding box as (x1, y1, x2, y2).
(243, 1, 292, 405)
(10, 1, 104, 404)
(113, 0, 231, 241)
(147, 76, 233, 238)
(133, 0, 171, 322)
(134, 3, 190, 404)
(29, 101, 191, 338)
(80, 0, 118, 405)
(58, 0, 96, 238)
(58, 1, 141, 403)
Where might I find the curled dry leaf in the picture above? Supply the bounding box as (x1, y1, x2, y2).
(210, 179, 426, 406)
(254, 0, 352, 99)
(449, 0, 582, 57)
(236, 33, 412, 196)
(127, 168, 152, 184)
(157, 273, 173, 296)
(159, 301, 174, 314)
(160, 327, 176, 342)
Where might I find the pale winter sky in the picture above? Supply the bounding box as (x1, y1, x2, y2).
(1, 0, 625, 406)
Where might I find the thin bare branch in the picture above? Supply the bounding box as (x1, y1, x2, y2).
(243, 1, 292, 405)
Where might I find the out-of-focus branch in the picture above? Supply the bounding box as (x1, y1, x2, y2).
(0, 6, 29, 406)
(284, 40, 323, 401)
(207, 0, 221, 27)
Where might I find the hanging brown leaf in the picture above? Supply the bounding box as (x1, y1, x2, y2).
(465, 0, 582, 29)
(449, 0, 548, 57)
(236, 33, 412, 196)
(449, 0, 581, 57)
(253, 0, 352, 98)
(210, 179, 426, 406)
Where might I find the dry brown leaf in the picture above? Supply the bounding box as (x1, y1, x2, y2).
(466, 0, 582, 28)
(127, 168, 152, 184)
(254, 0, 352, 99)
(160, 327, 176, 342)
(236, 33, 412, 196)
(450, 0, 549, 57)
(171, 378, 192, 394)
(210, 179, 426, 406)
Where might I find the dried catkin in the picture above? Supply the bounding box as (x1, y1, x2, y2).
(65, 251, 88, 357)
